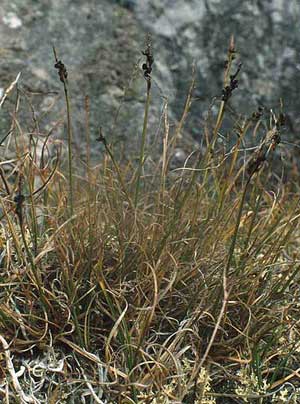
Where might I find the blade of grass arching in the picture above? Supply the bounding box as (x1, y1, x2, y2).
(83, 291, 97, 350)
(104, 300, 128, 363)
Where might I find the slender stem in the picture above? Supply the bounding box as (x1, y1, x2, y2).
(64, 82, 74, 217)
(134, 84, 151, 207)
(53, 46, 74, 217)
(85, 96, 93, 273)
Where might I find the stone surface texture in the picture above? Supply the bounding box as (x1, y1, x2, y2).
(0, 0, 299, 158)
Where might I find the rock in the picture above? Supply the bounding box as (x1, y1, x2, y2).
(135, 0, 300, 143)
(0, 0, 299, 162)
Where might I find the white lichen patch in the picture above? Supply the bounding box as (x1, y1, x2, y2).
(235, 366, 269, 402)
(3, 12, 22, 29)
(137, 359, 216, 403)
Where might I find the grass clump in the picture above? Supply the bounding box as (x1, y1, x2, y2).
(0, 36, 300, 403)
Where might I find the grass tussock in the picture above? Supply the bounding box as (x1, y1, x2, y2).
(0, 36, 300, 403)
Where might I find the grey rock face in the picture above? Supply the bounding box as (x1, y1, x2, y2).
(0, 0, 299, 160)
(135, 1, 300, 141)
(0, 0, 147, 158)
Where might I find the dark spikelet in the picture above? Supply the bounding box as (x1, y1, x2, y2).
(222, 62, 242, 102)
(141, 33, 154, 91)
(14, 175, 24, 226)
(53, 46, 68, 83)
(96, 127, 107, 146)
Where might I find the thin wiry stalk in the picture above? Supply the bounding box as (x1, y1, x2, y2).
(85, 95, 93, 274)
(53, 46, 74, 217)
(134, 35, 153, 207)
(64, 83, 74, 217)
(134, 84, 151, 207)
